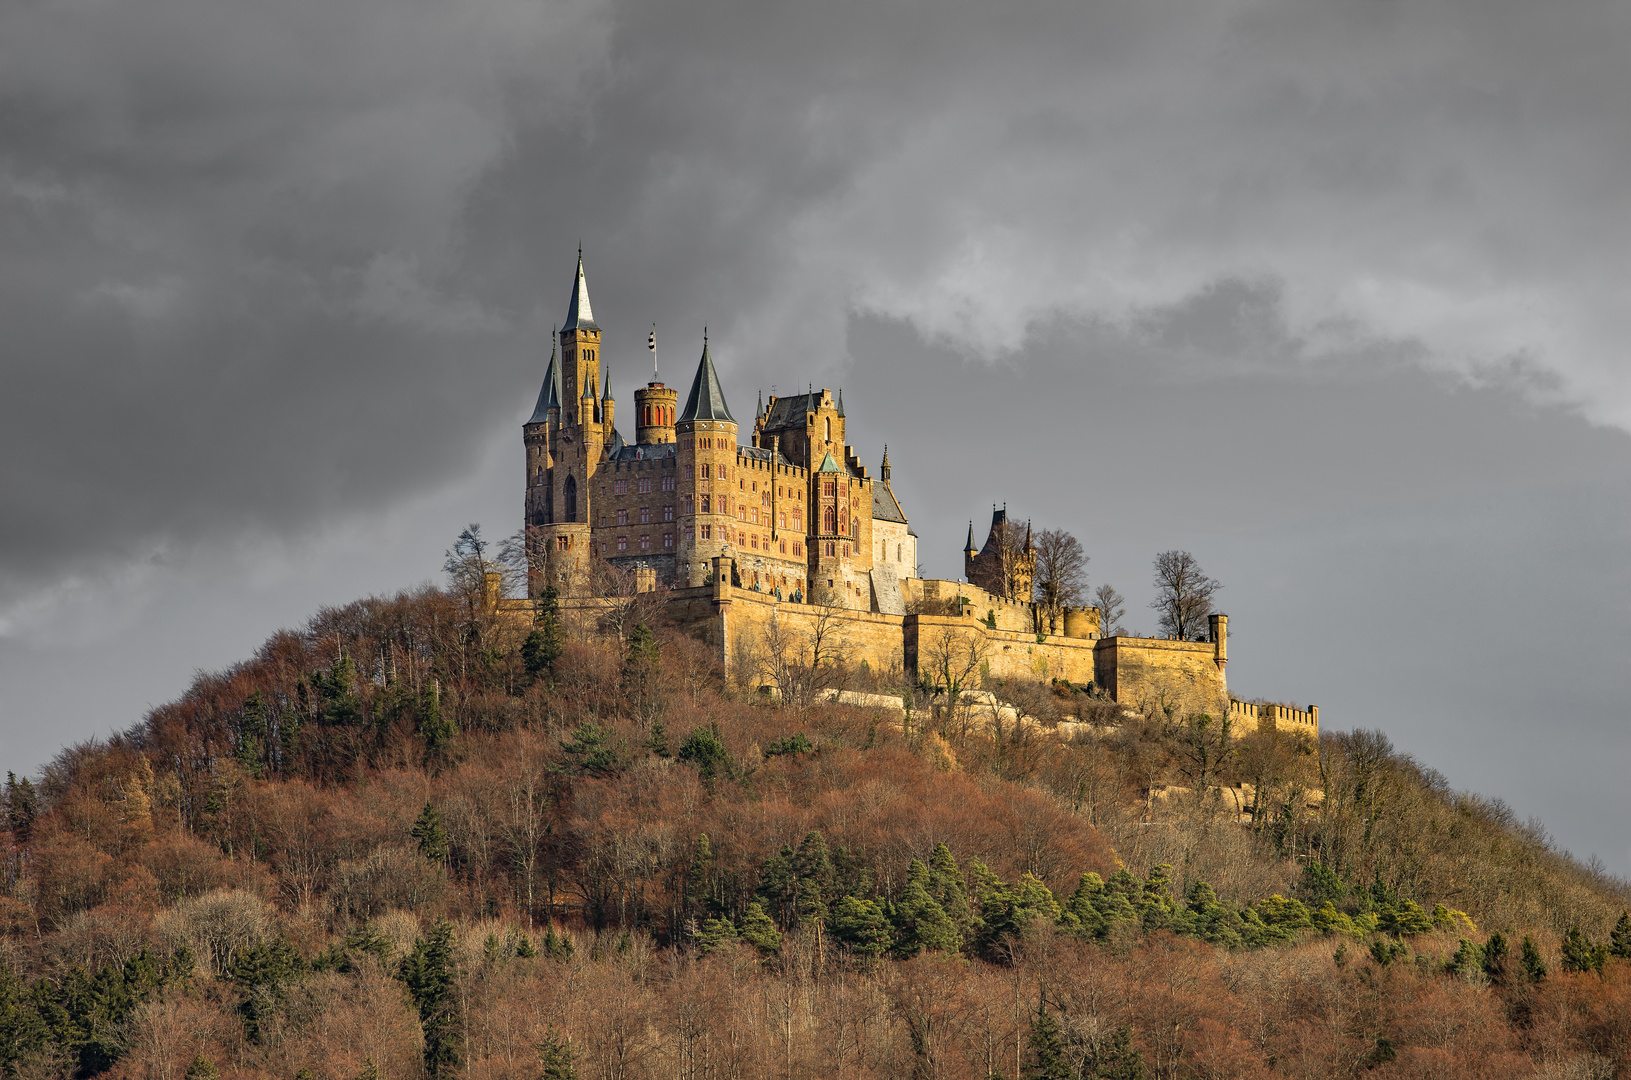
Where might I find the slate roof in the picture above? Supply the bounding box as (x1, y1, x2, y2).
(606, 436, 678, 463)
(564, 252, 598, 331)
(761, 392, 818, 429)
(679, 340, 735, 422)
(527, 338, 562, 424)
(739, 445, 792, 466)
(872, 482, 908, 524)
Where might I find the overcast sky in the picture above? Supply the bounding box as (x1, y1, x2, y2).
(3, 0, 1629, 872)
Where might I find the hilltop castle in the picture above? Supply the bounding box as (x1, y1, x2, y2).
(523, 251, 916, 611)
(516, 254, 1317, 736)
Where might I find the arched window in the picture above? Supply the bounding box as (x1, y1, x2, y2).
(564, 474, 577, 522)
(825, 417, 831, 442)
(823, 506, 836, 533)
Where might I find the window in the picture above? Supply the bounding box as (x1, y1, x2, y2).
(700, 464, 710, 480)
(825, 417, 831, 441)
(748, 507, 757, 524)
(779, 512, 787, 529)
(826, 542, 835, 557)
(701, 525, 711, 539)
(780, 539, 787, 553)
(681, 496, 693, 515)
(737, 505, 745, 520)
(794, 508, 803, 528)
(617, 536, 628, 552)
(664, 533, 674, 549)
(685, 465, 694, 480)
(599, 514, 607, 527)
(700, 495, 710, 513)
(663, 475, 675, 491)
(557, 536, 570, 551)
(739, 478, 744, 490)
(823, 506, 836, 532)
(617, 510, 628, 526)
(719, 466, 727, 480)
(844, 543, 851, 557)
(751, 481, 757, 492)
(750, 535, 758, 549)
(640, 506, 651, 524)
(663, 505, 674, 521)
(686, 526, 695, 543)
(824, 481, 835, 496)
(639, 478, 652, 494)
(615, 479, 627, 495)
(640, 535, 651, 551)
(794, 542, 803, 556)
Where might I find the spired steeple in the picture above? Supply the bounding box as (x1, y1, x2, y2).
(678, 334, 735, 423)
(564, 247, 598, 331)
(964, 520, 978, 556)
(880, 444, 891, 482)
(836, 387, 845, 417)
(528, 332, 562, 424)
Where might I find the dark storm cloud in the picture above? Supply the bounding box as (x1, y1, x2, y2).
(3, 0, 1629, 631)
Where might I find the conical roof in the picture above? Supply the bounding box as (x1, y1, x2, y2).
(679, 337, 735, 422)
(527, 335, 562, 424)
(964, 520, 977, 553)
(818, 451, 843, 473)
(563, 250, 598, 331)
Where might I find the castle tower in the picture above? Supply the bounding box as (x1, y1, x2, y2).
(560, 250, 601, 429)
(676, 335, 738, 586)
(634, 381, 678, 445)
(601, 365, 615, 433)
(963, 520, 978, 579)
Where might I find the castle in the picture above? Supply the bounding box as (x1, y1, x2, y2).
(515, 254, 1317, 736)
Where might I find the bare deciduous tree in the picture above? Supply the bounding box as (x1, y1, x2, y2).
(1092, 583, 1126, 637)
(588, 559, 670, 643)
(920, 626, 988, 739)
(753, 599, 851, 711)
(1149, 550, 1220, 640)
(1032, 528, 1087, 634)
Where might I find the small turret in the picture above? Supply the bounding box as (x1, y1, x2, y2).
(601, 365, 615, 432)
(634, 380, 678, 444)
(880, 445, 891, 483)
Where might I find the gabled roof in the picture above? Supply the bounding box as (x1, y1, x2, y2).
(679, 339, 735, 423)
(872, 483, 907, 524)
(761, 392, 818, 430)
(563, 251, 598, 331)
(527, 336, 562, 425)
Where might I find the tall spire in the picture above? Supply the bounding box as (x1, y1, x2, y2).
(678, 334, 735, 422)
(964, 520, 977, 554)
(527, 330, 561, 424)
(563, 249, 598, 330)
(602, 364, 613, 401)
(836, 387, 845, 417)
(880, 444, 891, 482)
(756, 389, 764, 419)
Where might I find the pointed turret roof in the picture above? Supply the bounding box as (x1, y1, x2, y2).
(563, 249, 598, 331)
(678, 336, 735, 423)
(602, 365, 613, 401)
(964, 520, 977, 554)
(527, 333, 562, 424)
(818, 451, 843, 473)
(836, 387, 845, 417)
(880, 444, 891, 481)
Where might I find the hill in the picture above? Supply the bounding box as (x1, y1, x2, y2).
(2, 581, 1629, 1079)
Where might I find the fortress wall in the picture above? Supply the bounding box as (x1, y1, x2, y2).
(721, 588, 907, 679)
(1228, 699, 1319, 737)
(1093, 636, 1227, 718)
(903, 614, 1097, 686)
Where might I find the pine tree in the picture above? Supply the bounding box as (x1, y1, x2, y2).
(522, 586, 566, 679)
(1520, 935, 1548, 983)
(621, 622, 662, 722)
(401, 921, 462, 1076)
(831, 896, 892, 960)
(535, 1025, 578, 1080)
(1024, 1008, 1071, 1080)
(412, 802, 451, 864)
(184, 1056, 220, 1080)
(695, 917, 739, 955)
(417, 678, 456, 761)
(894, 861, 963, 957)
(927, 843, 975, 938)
(792, 831, 836, 928)
(1609, 912, 1631, 960)
(737, 902, 783, 955)
(1482, 931, 1510, 984)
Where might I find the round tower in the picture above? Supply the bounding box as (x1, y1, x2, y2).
(634, 381, 679, 445)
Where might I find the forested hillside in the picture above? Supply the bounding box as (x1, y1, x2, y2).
(2, 573, 1629, 1079)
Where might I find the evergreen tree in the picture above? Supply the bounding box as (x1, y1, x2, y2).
(792, 831, 836, 927)
(621, 622, 662, 722)
(401, 921, 463, 1076)
(1024, 1008, 1071, 1080)
(184, 1056, 220, 1080)
(1483, 931, 1510, 984)
(830, 896, 892, 960)
(558, 722, 629, 777)
(236, 691, 268, 778)
(1609, 912, 1631, 960)
(737, 902, 783, 955)
(646, 720, 672, 758)
(686, 834, 716, 922)
(1560, 927, 1606, 975)
(894, 860, 963, 957)
(535, 1024, 578, 1080)
(412, 802, 451, 864)
(417, 679, 456, 761)
(1086, 1024, 1148, 1080)
(678, 724, 731, 781)
(694, 917, 739, 955)
(522, 586, 566, 679)
(1520, 935, 1548, 983)
(3, 772, 39, 843)
(927, 843, 976, 938)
